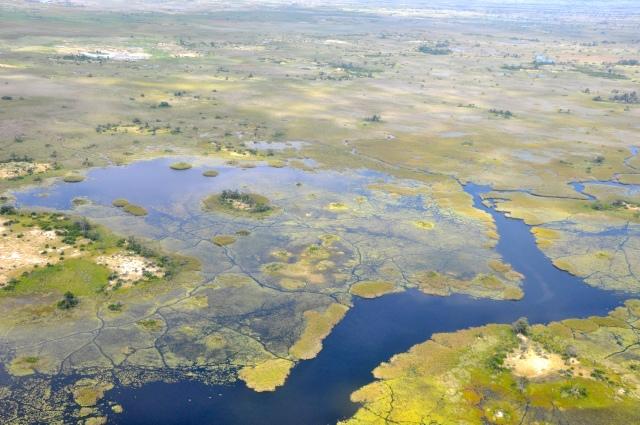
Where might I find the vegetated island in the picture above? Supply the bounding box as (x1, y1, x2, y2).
(202, 189, 276, 217)
(169, 162, 192, 170)
(341, 301, 640, 425)
(111, 198, 148, 216)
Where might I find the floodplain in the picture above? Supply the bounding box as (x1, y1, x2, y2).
(0, 0, 639, 424)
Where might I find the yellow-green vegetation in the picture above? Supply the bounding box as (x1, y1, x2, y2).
(72, 378, 114, 407)
(203, 190, 275, 217)
(63, 174, 85, 183)
(413, 220, 434, 230)
(289, 303, 349, 360)
(262, 236, 353, 289)
(111, 198, 129, 207)
(169, 162, 192, 170)
(238, 358, 294, 392)
(212, 235, 236, 246)
(326, 202, 349, 212)
(8, 355, 49, 376)
(202, 169, 219, 177)
(122, 203, 148, 216)
(111, 198, 148, 216)
(350, 280, 396, 299)
(411, 270, 524, 300)
(342, 301, 640, 425)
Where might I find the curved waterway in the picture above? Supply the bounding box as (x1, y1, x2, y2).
(97, 183, 629, 425)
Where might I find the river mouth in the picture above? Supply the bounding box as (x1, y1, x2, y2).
(7, 159, 631, 424)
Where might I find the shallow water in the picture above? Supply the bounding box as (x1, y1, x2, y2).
(11, 162, 631, 425)
(104, 184, 627, 425)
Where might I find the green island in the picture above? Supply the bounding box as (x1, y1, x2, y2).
(342, 301, 640, 425)
(203, 190, 276, 217)
(169, 162, 192, 170)
(111, 198, 148, 216)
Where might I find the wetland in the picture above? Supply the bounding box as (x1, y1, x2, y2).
(1, 1, 640, 424)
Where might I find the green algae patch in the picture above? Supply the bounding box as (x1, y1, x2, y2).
(238, 358, 294, 392)
(8, 356, 49, 376)
(72, 197, 90, 206)
(137, 318, 164, 332)
(413, 220, 435, 230)
(289, 303, 349, 360)
(202, 169, 219, 177)
(111, 198, 148, 216)
(202, 190, 276, 218)
(326, 202, 349, 212)
(84, 417, 107, 425)
(111, 198, 129, 207)
(122, 203, 148, 216)
(169, 162, 192, 170)
(340, 301, 640, 425)
(350, 280, 396, 298)
(212, 235, 236, 246)
(411, 270, 523, 300)
(63, 174, 85, 183)
(262, 238, 353, 288)
(72, 378, 114, 407)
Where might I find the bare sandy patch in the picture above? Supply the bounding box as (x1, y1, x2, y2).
(0, 162, 50, 179)
(0, 226, 74, 286)
(505, 335, 566, 379)
(96, 253, 162, 287)
(56, 45, 150, 61)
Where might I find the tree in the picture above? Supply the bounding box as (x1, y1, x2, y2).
(57, 291, 79, 309)
(511, 317, 530, 335)
(564, 345, 578, 358)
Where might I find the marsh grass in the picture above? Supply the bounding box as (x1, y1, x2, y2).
(169, 162, 192, 170)
(111, 198, 147, 216)
(63, 174, 85, 183)
(122, 203, 148, 216)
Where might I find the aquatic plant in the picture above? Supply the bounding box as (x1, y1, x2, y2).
(170, 162, 192, 170)
(212, 235, 236, 246)
(63, 174, 85, 183)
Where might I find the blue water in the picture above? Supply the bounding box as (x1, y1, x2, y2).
(100, 183, 627, 425)
(14, 157, 376, 216)
(12, 163, 631, 424)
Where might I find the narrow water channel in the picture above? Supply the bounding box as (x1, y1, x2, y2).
(104, 183, 629, 425)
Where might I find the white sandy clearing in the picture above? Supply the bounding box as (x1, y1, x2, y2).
(56, 45, 150, 61)
(0, 226, 75, 285)
(504, 335, 566, 379)
(0, 162, 50, 179)
(96, 253, 162, 287)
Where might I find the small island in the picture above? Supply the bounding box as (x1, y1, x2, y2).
(202, 170, 219, 177)
(203, 190, 275, 217)
(169, 162, 192, 171)
(111, 198, 148, 216)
